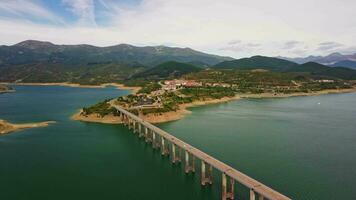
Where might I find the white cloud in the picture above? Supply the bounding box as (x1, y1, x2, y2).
(0, 0, 63, 24)
(62, 0, 96, 26)
(1, 0, 356, 58)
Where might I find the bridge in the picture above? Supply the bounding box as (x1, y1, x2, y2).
(113, 105, 292, 200)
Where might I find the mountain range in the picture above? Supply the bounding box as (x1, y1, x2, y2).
(0, 40, 231, 67)
(1, 40, 356, 84)
(0, 40, 231, 84)
(213, 56, 356, 80)
(279, 52, 356, 69)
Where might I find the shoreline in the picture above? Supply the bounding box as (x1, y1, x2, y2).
(71, 110, 124, 124)
(0, 90, 15, 94)
(0, 82, 141, 94)
(72, 87, 356, 124)
(0, 120, 56, 135)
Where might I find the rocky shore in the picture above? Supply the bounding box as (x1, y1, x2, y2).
(0, 120, 56, 135)
(0, 82, 141, 94)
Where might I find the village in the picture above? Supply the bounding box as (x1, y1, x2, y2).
(116, 78, 239, 109)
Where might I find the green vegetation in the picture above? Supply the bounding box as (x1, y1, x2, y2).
(184, 69, 352, 94)
(3, 40, 355, 118)
(138, 82, 162, 94)
(81, 67, 355, 117)
(214, 56, 298, 71)
(214, 56, 356, 80)
(82, 99, 117, 117)
(0, 62, 146, 85)
(132, 61, 202, 80)
(0, 40, 231, 83)
(181, 87, 235, 99)
(287, 62, 356, 80)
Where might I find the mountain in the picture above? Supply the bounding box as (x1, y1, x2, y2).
(287, 62, 356, 80)
(132, 61, 202, 79)
(0, 61, 146, 84)
(0, 40, 232, 67)
(213, 56, 298, 71)
(214, 56, 356, 80)
(331, 60, 356, 69)
(280, 52, 356, 65)
(0, 40, 232, 84)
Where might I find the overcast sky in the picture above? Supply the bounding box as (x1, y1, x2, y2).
(1, 0, 356, 58)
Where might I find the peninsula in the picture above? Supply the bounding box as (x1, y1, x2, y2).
(73, 66, 356, 124)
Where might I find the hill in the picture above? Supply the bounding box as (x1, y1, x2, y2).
(214, 56, 356, 80)
(0, 62, 146, 85)
(331, 60, 356, 69)
(288, 62, 356, 80)
(213, 56, 298, 71)
(132, 61, 202, 80)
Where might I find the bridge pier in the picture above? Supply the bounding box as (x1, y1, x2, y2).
(152, 132, 158, 148)
(128, 118, 132, 130)
(161, 137, 170, 156)
(133, 121, 137, 133)
(138, 123, 144, 138)
(222, 173, 235, 200)
(144, 127, 148, 140)
(124, 115, 128, 126)
(119, 111, 123, 121)
(145, 128, 152, 143)
(185, 151, 195, 173)
(201, 161, 213, 185)
(161, 137, 165, 155)
(250, 189, 256, 200)
(258, 194, 264, 200)
(171, 144, 182, 164)
(152, 131, 156, 147)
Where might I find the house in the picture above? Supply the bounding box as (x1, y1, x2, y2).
(183, 80, 202, 87)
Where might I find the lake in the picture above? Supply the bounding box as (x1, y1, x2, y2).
(1, 85, 355, 200)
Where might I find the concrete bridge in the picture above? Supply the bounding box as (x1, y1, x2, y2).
(113, 105, 291, 200)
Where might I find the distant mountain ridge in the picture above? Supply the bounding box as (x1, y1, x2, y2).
(0, 40, 232, 67)
(278, 52, 356, 68)
(214, 56, 356, 80)
(331, 60, 356, 69)
(213, 55, 298, 71)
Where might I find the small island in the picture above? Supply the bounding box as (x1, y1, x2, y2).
(0, 119, 56, 135)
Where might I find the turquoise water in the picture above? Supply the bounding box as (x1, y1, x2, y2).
(1, 86, 356, 200)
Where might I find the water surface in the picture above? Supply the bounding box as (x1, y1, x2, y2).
(1, 85, 355, 200)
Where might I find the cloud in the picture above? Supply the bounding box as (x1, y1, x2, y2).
(317, 42, 344, 51)
(1, 0, 356, 58)
(220, 40, 262, 53)
(0, 0, 63, 24)
(282, 41, 302, 50)
(62, 0, 96, 26)
(227, 40, 242, 45)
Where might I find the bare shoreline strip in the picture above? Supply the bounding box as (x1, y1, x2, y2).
(72, 87, 356, 124)
(0, 82, 141, 94)
(0, 120, 56, 135)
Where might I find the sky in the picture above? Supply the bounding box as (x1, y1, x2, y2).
(0, 0, 356, 58)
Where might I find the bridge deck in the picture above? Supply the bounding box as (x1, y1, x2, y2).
(113, 105, 291, 200)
